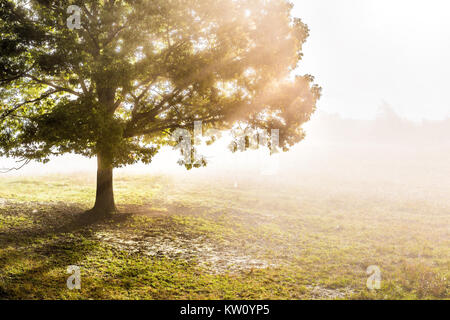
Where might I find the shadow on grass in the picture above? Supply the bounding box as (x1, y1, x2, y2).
(0, 203, 134, 299)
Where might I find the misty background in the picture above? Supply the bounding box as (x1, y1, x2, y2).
(1, 0, 449, 206)
(1, 106, 449, 207)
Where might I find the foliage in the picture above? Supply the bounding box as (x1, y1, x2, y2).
(0, 0, 320, 168)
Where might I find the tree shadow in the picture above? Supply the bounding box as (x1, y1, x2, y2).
(0, 203, 133, 299)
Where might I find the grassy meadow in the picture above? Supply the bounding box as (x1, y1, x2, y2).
(0, 169, 448, 300)
(1, 0, 450, 303)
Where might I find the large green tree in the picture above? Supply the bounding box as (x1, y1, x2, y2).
(0, 0, 320, 214)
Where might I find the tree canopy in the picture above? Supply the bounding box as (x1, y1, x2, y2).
(1, 0, 320, 164)
(0, 0, 320, 212)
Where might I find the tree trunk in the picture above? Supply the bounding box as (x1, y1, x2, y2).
(90, 153, 117, 215)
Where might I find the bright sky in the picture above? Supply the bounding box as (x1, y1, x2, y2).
(292, 0, 450, 121)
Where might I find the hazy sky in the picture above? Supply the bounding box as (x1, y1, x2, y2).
(292, 0, 450, 121)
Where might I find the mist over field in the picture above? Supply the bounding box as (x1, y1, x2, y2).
(1, 108, 449, 300)
(2, 106, 448, 299)
(4, 105, 450, 204)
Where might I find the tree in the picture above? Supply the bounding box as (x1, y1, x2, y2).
(0, 0, 320, 215)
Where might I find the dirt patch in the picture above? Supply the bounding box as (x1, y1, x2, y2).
(306, 285, 354, 299)
(94, 231, 271, 274)
(0, 198, 8, 207)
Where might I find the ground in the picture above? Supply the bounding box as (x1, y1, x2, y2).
(0, 173, 448, 299)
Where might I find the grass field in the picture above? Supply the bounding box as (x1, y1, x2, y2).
(0, 172, 448, 300)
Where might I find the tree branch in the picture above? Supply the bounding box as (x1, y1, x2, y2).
(0, 158, 31, 174)
(125, 115, 223, 138)
(26, 75, 81, 97)
(0, 89, 60, 120)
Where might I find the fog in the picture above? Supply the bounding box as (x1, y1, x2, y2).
(210, 106, 450, 205)
(2, 105, 449, 208)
